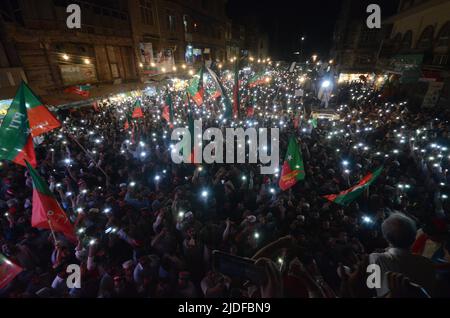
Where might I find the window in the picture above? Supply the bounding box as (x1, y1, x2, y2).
(432, 54, 448, 66)
(436, 22, 450, 49)
(140, 0, 154, 25)
(417, 26, 434, 50)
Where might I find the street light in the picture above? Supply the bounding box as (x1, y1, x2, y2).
(312, 54, 318, 62)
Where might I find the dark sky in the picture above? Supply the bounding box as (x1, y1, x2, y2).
(227, 0, 399, 61)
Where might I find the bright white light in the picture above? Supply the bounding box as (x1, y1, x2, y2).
(154, 175, 160, 181)
(129, 181, 136, 187)
(362, 216, 373, 224)
(201, 190, 208, 198)
(322, 80, 331, 88)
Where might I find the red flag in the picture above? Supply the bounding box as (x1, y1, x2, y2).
(25, 160, 76, 242)
(162, 106, 170, 123)
(279, 137, 305, 191)
(323, 167, 383, 205)
(64, 86, 90, 97)
(0, 253, 23, 289)
(247, 107, 254, 117)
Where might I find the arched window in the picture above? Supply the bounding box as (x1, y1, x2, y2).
(416, 25, 434, 50)
(401, 31, 412, 49)
(435, 22, 450, 50)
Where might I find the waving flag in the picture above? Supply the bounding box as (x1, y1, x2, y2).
(187, 68, 204, 106)
(25, 160, 76, 242)
(279, 137, 305, 191)
(132, 100, 144, 118)
(11, 82, 61, 137)
(64, 85, 91, 97)
(0, 86, 37, 167)
(323, 167, 383, 206)
(124, 112, 133, 130)
(0, 253, 23, 289)
(249, 72, 268, 87)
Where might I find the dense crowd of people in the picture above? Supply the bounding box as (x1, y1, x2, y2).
(0, 64, 449, 298)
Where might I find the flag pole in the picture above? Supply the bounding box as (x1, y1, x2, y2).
(47, 218, 57, 243)
(66, 133, 110, 184)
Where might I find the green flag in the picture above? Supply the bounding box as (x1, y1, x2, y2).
(187, 68, 204, 106)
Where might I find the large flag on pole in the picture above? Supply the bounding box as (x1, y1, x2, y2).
(187, 67, 204, 106)
(249, 72, 268, 88)
(25, 160, 76, 242)
(132, 100, 144, 119)
(323, 167, 383, 206)
(0, 86, 37, 168)
(279, 137, 305, 191)
(0, 253, 23, 289)
(11, 82, 61, 137)
(205, 66, 232, 119)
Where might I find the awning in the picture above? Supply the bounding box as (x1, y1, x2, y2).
(41, 81, 147, 108)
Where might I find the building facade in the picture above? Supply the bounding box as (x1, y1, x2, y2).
(0, 0, 262, 104)
(128, 0, 230, 80)
(330, 0, 394, 74)
(378, 0, 450, 107)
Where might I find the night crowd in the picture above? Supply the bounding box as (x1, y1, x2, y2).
(1, 65, 449, 298)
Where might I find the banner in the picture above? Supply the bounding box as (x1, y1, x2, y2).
(139, 43, 154, 64)
(60, 64, 97, 85)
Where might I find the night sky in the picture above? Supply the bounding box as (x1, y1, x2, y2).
(227, 0, 399, 61)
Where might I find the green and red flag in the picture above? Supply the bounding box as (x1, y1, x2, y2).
(11, 82, 61, 137)
(124, 112, 133, 130)
(25, 160, 76, 242)
(279, 137, 305, 191)
(132, 100, 144, 119)
(249, 72, 268, 88)
(64, 84, 91, 97)
(187, 67, 204, 106)
(323, 167, 383, 206)
(0, 86, 37, 168)
(0, 253, 23, 289)
(207, 87, 221, 99)
(162, 94, 174, 128)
